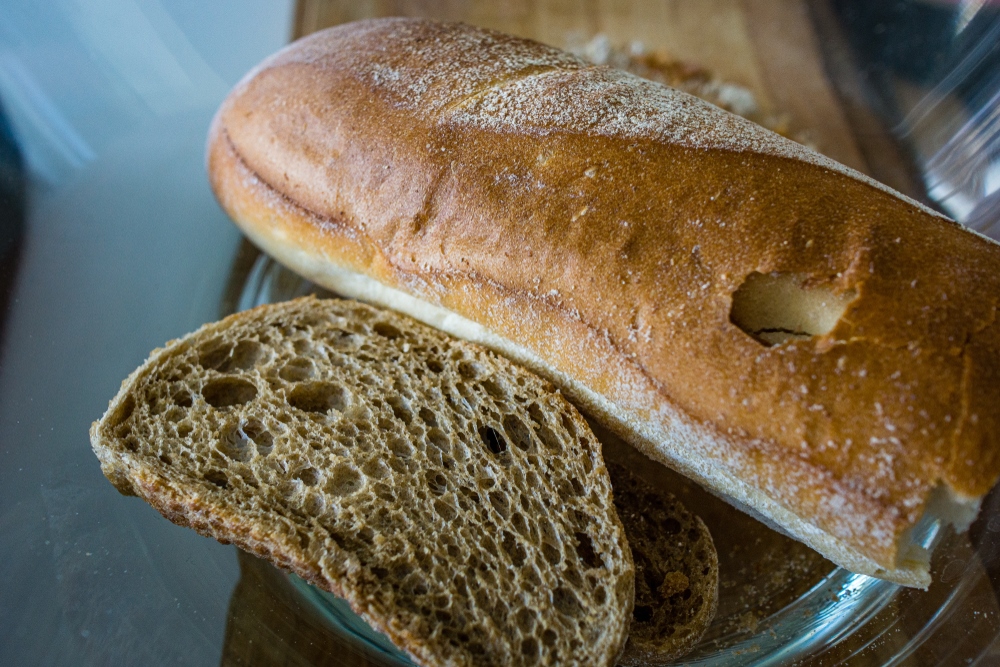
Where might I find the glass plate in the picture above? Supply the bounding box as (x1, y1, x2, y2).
(233, 250, 1000, 666)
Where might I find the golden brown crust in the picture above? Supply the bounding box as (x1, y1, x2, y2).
(207, 18, 1000, 583)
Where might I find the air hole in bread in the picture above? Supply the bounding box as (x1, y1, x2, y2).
(527, 404, 563, 453)
(515, 607, 536, 632)
(327, 462, 362, 496)
(220, 423, 254, 462)
(553, 587, 582, 617)
(388, 396, 414, 424)
(479, 425, 508, 455)
(373, 321, 403, 339)
(502, 531, 527, 567)
(110, 395, 135, 428)
(633, 605, 654, 622)
(419, 407, 438, 427)
(510, 513, 529, 539)
(203, 377, 258, 408)
(434, 499, 458, 521)
(362, 458, 390, 480)
(221, 340, 265, 372)
(489, 492, 510, 520)
(390, 437, 414, 460)
(503, 415, 533, 452)
(662, 517, 681, 535)
(204, 469, 229, 489)
(172, 391, 193, 408)
(730, 272, 857, 346)
(288, 382, 348, 414)
(458, 361, 480, 379)
(428, 429, 451, 454)
(542, 541, 561, 565)
(198, 341, 233, 370)
(482, 378, 507, 399)
(279, 358, 316, 382)
(427, 471, 448, 495)
(242, 418, 273, 454)
(574, 532, 603, 569)
(294, 467, 320, 486)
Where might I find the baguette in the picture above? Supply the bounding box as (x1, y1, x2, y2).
(206, 18, 1000, 587)
(90, 296, 635, 667)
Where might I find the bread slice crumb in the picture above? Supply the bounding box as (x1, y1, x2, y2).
(90, 296, 634, 667)
(609, 462, 719, 665)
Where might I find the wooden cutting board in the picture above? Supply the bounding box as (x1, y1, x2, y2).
(289, 0, 929, 200)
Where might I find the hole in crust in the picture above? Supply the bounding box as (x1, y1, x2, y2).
(203, 377, 258, 408)
(288, 382, 348, 414)
(730, 272, 857, 346)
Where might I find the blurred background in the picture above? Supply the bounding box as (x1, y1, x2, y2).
(0, 1, 294, 663)
(0, 1, 998, 665)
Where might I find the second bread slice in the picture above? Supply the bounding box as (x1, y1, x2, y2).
(90, 296, 634, 667)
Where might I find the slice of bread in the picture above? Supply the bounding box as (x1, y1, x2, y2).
(607, 462, 719, 665)
(90, 296, 634, 667)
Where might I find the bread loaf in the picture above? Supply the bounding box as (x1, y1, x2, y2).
(207, 18, 1000, 587)
(90, 297, 635, 667)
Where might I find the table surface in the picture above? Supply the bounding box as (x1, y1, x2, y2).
(2, 1, 998, 665)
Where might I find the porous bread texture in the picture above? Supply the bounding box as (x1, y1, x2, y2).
(608, 463, 718, 665)
(90, 296, 634, 667)
(207, 17, 1000, 587)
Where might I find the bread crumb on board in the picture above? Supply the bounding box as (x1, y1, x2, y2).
(565, 33, 815, 148)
